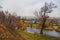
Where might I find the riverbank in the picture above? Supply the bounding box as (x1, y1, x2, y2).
(55, 27, 60, 32)
(17, 29, 60, 40)
(44, 26, 54, 31)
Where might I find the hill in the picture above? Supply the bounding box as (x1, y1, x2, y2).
(0, 24, 25, 40)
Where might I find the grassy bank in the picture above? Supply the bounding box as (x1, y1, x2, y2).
(17, 29, 60, 40)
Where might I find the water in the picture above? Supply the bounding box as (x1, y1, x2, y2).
(26, 27, 60, 37)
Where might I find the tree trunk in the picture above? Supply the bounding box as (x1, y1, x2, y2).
(40, 28, 43, 34)
(40, 12, 46, 34)
(40, 22, 45, 34)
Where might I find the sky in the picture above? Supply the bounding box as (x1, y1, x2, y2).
(0, 0, 60, 17)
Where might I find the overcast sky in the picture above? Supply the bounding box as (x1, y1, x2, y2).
(0, 0, 60, 17)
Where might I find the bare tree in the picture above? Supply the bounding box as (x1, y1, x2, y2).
(34, 2, 57, 34)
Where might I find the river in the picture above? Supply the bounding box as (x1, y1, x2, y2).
(26, 27, 60, 37)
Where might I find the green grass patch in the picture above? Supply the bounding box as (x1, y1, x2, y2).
(16, 29, 60, 40)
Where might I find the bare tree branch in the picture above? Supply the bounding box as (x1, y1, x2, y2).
(33, 2, 57, 34)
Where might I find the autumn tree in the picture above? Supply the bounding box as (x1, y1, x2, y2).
(34, 2, 57, 34)
(4, 11, 18, 30)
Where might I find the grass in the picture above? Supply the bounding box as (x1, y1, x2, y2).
(17, 29, 60, 40)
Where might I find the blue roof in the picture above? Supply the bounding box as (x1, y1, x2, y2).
(32, 19, 36, 23)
